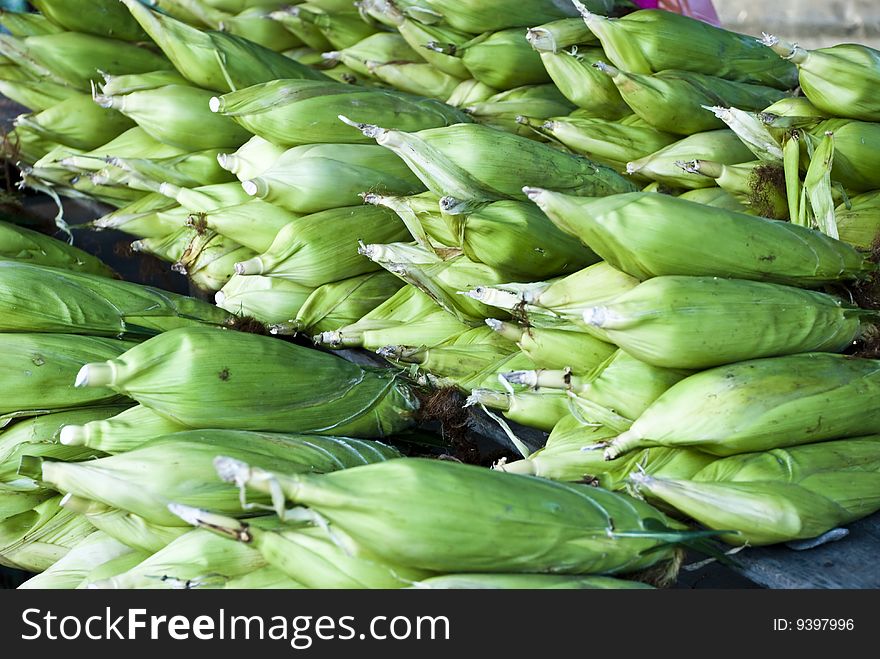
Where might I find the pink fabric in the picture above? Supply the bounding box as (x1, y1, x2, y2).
(633, 0, 721, 26)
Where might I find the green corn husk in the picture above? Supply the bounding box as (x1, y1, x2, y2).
(326, 32, 423, 78)
(0, 31, 169, 90)
(217, 135, 287, 182)
(349, 120, 638, 203)
(58, 405, 188, 455)
(527, 189, 872, 286)
(270, 8, 333, 51)
(275, 271, 404, 337)
(25, 429, 401, 527)
(456, 28, 549, 90)
(88, 528, 267, 589)
(526, 18, 598, 53)
(466, 388, 571, 432)
(369, 62, 463, 102)
(364, 192, 459, 248)
(466, 85, 575, 137)
(0, 10, 64, 37)
(162, 181, 253, 213)
(59, 127, 190, 173)
(0, 78, 79, 112)
(18, 531, 142, 590)
(96, 85, 251, 151)
(706, 105, 784, 162)
(98, 70, 190, 97)
(130, 226, 193, 264)
(578, 7, 797, 89)
(243, 144, 424, 214)
(836, 190, 880, 250)
(0, 221, 115, 277)
(413, 573, 652, 589)
(677, 187, 751, 213)
(626, 129, 757, 188)
(507, 349, 689, 431)
(174, 230, 255, 293)
(0, 486, 53, 522)
(501, 417, 713, 488)
(120, 0, 327, 92)
(76, 326, 419, 437)
(526, 114, 676, 172)
(0, 334, 134, 423)
(220, 566, 305, 590)
(0, 496, 95, 572)
(215, 7, 304, 52)
(392, 15, 472, 78)
(172, 506, 432, 589)
(446, 78, 499, 107)
(89, 194, 180, 237)
(607, 353, 880, 459)
(212, 79, 470, 147)
(487, 320, 615, 372)
(441, 198, 597, 280)
(14, 94, 135, 152)
(420, 0, 600, 32)
(583, 276, 871, 370)
(218, 456, 693, 575)
(764, 36, 880, 121)
(597, 63, 787, 136)
(216, 274, 313, 324)
(0, 261, 231, 336)
(31, 0, 149, 41)
(273, 5, 376, 51)
(808, 119, 880, 193)
(677, 159, 788, 219)
(234, 205, 408, 287)
(60, 496, 187, 554)
(538, 48, 631, 118)
(109, 151, 236, 189)
(468, 261, 641, 333)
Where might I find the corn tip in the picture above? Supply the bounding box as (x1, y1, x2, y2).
(208, 96, 222, 113)
(213, 455, 250, 484)
(58, 424, 86, 446)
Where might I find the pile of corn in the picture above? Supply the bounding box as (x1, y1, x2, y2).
(1, 0, 880, 589)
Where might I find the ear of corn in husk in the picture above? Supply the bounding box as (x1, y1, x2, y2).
(391, 15, 472, 78)
(706, 105, 784, 161)
(467, 85, 575, 137)
(446, 78, 498, 107)
(527, 189, 873, 286)
(538, 48, 631, 118)
(486, 320, 615, 372)
(420, 0, 597, 32)
(763, 36, 880, 121)
(626, 129, 755, 188)
(216, 274, 314, 325)
(369, 61, 463, 102)
(348, 120, 638, 202)
(243, 143, 424, 214)
(161, 181, 253, 213)
(0, 334, 134, 422)
(76, 326, 419, 437)
(466, 388, 570, 432)
(806, 119, 880, 192)
(0, 261, 231, 336)
(95, 85, 251, 151)
(0, 78, 79, 112)
(441, 198, 597, 280)
(676, 159, 788, 219)
(218, 456, 695, 575)
(677, 187, 752, 213)
(325, 32, 423, 78)
(0, 496, 95, 572)
(596, 62, 787, 136)
(453, 28, 549, 90)
(583, 276, 871, 370)
(17, 531, 143, 590)
(58, 404, 188, 455)
(14, 94, 135, 152)
(836, 190, 880, 250)
(98, 70, 191, 97)
(217, 135, 287, 182)
(31, 0, 150, 41)
(87, 528, 267, 589)
(273, 5, 377, 51)
(120, 0, 327, 92)
(213, 79, 470, 147)
(608, 353, 880, 459)
(0, 32, 170, 90)
(0, 220, 115, 277)
(526, 18, 598, 53)
(108, 150, 237, 189)
(174, 230, 254, 293)
(25, 429, 400, 526)
(526, 114, 676, 172)
(234, 205, 409, 287)
(89, 193, 180, 237)
(578, 7, 797, 89)
(172, 506, 432, 588)
(274, 271, 404, 337)
(59, 127, 190, 173)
